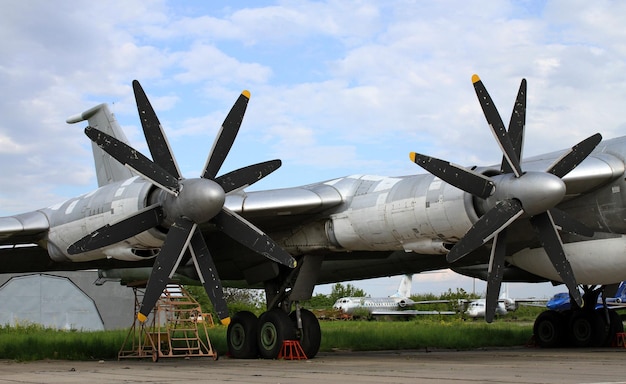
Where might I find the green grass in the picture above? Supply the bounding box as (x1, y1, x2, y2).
(319, 319, 533, 351)
(0, 324, 128, 361)
(0, 318, 534, 361)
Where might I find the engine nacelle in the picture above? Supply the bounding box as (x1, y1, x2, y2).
(328, 175, 478, 253)
(45, 177, 164, 262)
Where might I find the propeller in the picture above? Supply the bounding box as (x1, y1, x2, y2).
(69, 81, 296, 325)
(410, 74, 601, 322)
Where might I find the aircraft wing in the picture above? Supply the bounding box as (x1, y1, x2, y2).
(0, 212, 49, 246)
(0, 245, 156, 273)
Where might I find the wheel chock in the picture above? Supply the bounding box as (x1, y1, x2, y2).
(278, 340, 308, 360)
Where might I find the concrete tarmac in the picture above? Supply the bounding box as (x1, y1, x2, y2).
(2, 348, 626, 384)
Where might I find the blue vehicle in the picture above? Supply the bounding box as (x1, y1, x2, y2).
(546, 282, 626, 311)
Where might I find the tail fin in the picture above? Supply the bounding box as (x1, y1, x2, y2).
(67, 104, 135, 186)
(391, 274, 412, 298)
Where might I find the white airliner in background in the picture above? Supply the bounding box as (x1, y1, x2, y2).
(333, 274, 455, 317)
(465, 298, 508, 318)
(465, 286, 547, 318)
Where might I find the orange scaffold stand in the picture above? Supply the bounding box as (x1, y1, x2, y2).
(118, 284, 217, 362)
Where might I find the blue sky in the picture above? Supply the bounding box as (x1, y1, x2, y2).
(1, 1, 626, 298)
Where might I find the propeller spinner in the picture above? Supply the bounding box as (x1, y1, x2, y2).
(69, 81, 296, 325)
(410, 75, 601, 322)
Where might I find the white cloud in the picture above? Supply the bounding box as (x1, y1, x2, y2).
(1, 1, 626, 296)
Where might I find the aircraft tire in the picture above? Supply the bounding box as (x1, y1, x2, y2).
(533, 310, 565, 348)
(603, 309, 623, 347)
(289, 308, 321, 358)
(569, 310, 607, 348)
(227, 311, 259, 359)
(257, 309, 297, 359)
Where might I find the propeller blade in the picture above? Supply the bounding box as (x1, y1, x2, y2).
(133, 80, 181, 179)
(472, 74, 523, 177)
(530, 211, 583, 307)
(447, 199, 524, 263)
(189, 230, 230, 325)
(546, 133, 602, 178)
(485, 229, 507, 323)
(202, 91, 250, 180)
(137, 218, 195, 322)
(85, 126, 179, 194)
(409, 152, 495, 199)
(212, 207, 297, 268)
(549, 208, 594, 237)
(68, 204, 163, 255)
(215, 159, 282, 194)
(501, 79, 526, 174)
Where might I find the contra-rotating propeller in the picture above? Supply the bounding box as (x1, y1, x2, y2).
(410, 74, 601, 322)
(68, 81, 297, 325)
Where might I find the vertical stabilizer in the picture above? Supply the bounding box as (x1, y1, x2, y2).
(392, 274, 412, 298)
(67, 104, 135, 186)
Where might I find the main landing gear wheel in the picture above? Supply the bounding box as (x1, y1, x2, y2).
(289, 308, 321, 358)
(533, 310, 566, 348)
(569, 310, 608, 348)
(257, 309, 297, 359)
(605, 309, 624, 346)
(227, 311, 259, 359)
(533, 307, 621, 348)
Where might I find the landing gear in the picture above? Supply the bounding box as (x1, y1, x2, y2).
(226, 255, 324, 359)
(533, 286, 623, 348)
(226, 311, 259, 359)
(606, 309, 624, 344)
(533, 310, 566, 348)
(226, 308, 322, 359)
(257, 309, 297, 359)
(569, 310, 607, 347)
(290, 308, 321, 358)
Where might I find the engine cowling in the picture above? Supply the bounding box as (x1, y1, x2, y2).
(45, 177, 164, 262)
(328, 175, 478, 253)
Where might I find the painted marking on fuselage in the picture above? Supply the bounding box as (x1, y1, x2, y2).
(429, 180, 442, 191)
(65, 200, 79, 215)
(121, 176, 139, 186)
(49, 200, 67, 211)
(373, 177, 401, 192)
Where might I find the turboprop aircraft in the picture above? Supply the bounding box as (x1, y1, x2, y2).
(332, 274, 455, 317)
(2, 74, 626, 357)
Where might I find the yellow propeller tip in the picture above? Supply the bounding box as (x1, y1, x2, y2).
(409, 152, 416, 162)
(471, 74, 480, 83)
(137, 313, 147, 323)
(242, 90, 251, 99)
(220, 317, 231, 326)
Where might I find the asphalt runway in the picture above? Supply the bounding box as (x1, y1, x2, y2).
(2, 348, 626, 384)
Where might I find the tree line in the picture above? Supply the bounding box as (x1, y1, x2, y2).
(186, 283, 480, 320)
